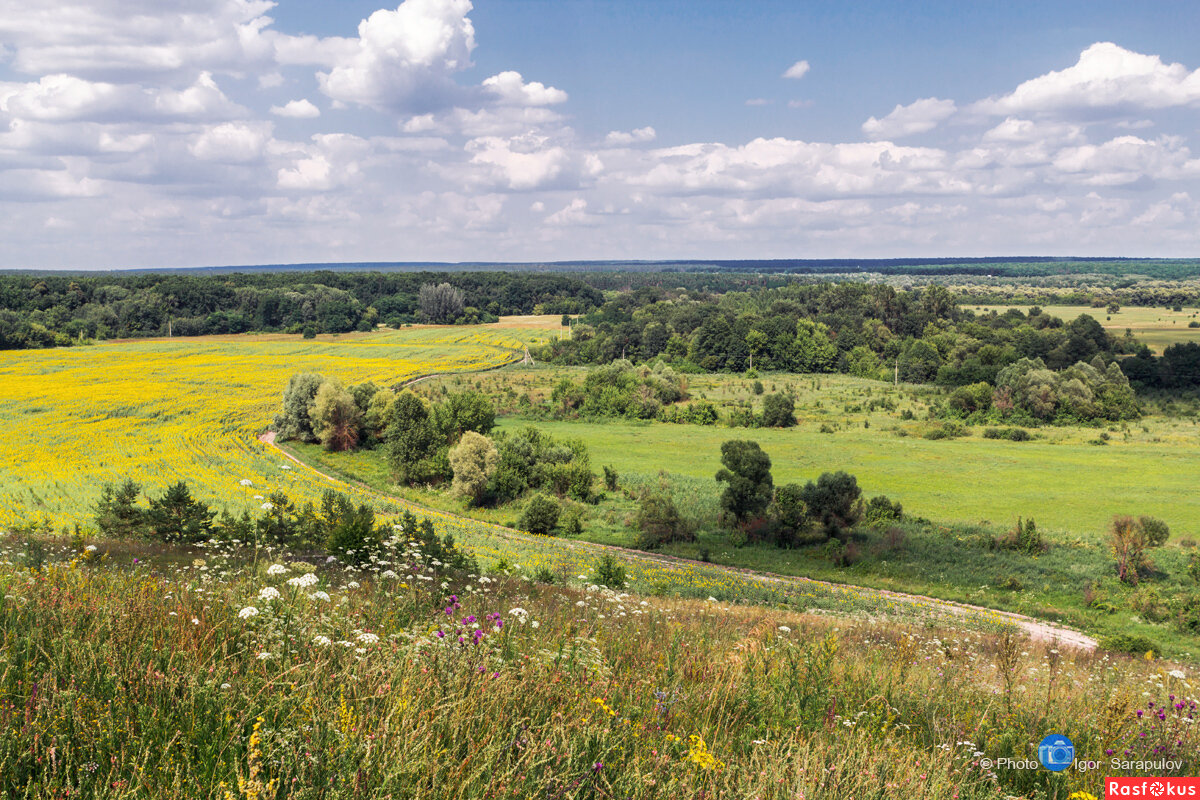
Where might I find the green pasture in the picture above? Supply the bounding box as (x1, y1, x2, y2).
(416, 366, 1200, 541)
(496, 415, 1200, 540)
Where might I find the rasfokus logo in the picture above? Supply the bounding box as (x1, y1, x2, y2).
(1106, 777, 1200, 796)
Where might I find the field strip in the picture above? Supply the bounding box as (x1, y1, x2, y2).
(258, 429, 1098, 651)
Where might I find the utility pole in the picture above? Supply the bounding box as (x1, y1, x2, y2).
(894, 358, 899, 386)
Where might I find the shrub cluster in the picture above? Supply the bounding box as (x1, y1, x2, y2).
(634, 481, 696, 549)
(944, 356, 1140, 424)
(989, 517, 1047, 555)
(982, 426, 1031, 441)
(550, 360, 687, 420)
(95, 481, 473, 568)
(1109, 514, 1170, 585)
(709, 440, 885, 552)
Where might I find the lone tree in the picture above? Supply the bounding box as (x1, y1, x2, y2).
(146, 482, 214, 543)
(418, 282, 465, 323)
(311, 381, 362, 452)
(449, 431, 499, 506)
(760, 392, 796, 427)
(772, 482, 808, 547)
(95, 479, 148, 538)
(715, 440, 774, 526)
(384, 391, 446, 485)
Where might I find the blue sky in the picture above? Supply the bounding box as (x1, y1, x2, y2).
(1, 0, 1199, 267)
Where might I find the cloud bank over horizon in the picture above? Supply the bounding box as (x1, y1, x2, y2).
(0, 0, 1198, 268)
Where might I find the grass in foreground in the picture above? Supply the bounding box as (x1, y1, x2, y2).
(0, 535, 1194, 799)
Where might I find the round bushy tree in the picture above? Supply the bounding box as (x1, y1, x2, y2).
(418, 282, 465, 323)
(519, 493, 560, 535)
(635, 489, 693, 549)
(772, 483, 808, 547)
(274, 372, 325, 442)
(311, 381, 362, 452)
(800, 471, 862, 539)
(715, 440, 774, 526)
(761, 393, 796, 427)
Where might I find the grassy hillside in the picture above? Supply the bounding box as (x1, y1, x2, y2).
(288, 364, 1200, 656)
(0, 535, 1192, 798)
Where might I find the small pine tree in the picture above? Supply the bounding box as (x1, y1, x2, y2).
(146, 482, 214, 543)
(95, 479, 148, 538)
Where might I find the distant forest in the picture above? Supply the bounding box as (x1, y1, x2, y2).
(0, 271, 602, 349)
(536, 282, 1200, 400)
(10, 255, 1197, 279)
(1, 263, 1199, 396)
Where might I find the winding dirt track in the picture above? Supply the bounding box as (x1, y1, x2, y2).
(259, 365, 1098, 651)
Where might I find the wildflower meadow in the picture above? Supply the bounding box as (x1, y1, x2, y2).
(0, 531, 1193, 798)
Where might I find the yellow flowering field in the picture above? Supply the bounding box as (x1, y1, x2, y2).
(1, 325, 531, 529)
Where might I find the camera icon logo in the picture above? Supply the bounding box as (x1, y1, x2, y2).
(1037, 734, 1074, 772)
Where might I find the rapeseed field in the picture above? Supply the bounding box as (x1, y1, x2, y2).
(2, 327, 524, 529)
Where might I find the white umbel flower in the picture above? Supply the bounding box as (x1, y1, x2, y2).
(238, 606, 259, 619)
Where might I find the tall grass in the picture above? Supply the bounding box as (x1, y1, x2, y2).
(0, 535, 1193, 798)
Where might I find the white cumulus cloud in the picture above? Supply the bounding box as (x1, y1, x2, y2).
(270, 99, 321, 118)
(316, 0, 476, 112)
(862, 97, 956, 140)
(481, 71, 567, 106)
(973, 42, 1200, 118)
(190, 121, 272, 162)
(605, 126, 656, 146)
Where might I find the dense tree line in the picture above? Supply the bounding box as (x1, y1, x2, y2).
(537, 285, 1140, 394)
(1119, 343, 1200, 391)
(0, 271, 603, 349)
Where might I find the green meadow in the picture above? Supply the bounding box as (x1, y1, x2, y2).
(416, 367, 1200, 541)
(494, 414, 1200, 542)
(290, 365, 1200, 656)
